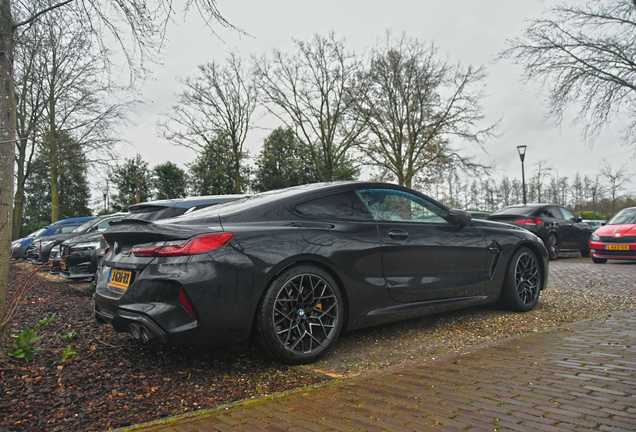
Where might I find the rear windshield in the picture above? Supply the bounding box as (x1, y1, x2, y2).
(74, 218, 99, 233)
(492, 207, 534, 216)
(609, 208, 636, 225)
(124, 207, 186, 221)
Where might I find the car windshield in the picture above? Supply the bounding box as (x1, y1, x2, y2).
(31, 228, 47, 238)
(492, 207, 534, 216)
(608, 208, 636, 225)
(73, 217, 104, 233)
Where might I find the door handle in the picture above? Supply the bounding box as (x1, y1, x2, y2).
(388, 229, 409, 240)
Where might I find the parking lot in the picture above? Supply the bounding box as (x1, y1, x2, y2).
(128, 258, 636, 432)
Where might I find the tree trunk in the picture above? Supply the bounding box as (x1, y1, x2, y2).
(0, 0, 16, 350)
(48, 54, 59, 222)
(12, 181, 24, 239)
(49, 132, 59, 222)
(12, 136, 27, 239)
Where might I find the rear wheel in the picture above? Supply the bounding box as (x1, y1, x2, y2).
(547, 234, 559, 260)
(255, 265, 344, 364)
(592, 257, 607, 264)
(499, 247, 542, 312)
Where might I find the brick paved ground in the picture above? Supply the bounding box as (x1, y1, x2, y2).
(129, 260, 636, 432)
(548, 260, 635, 296)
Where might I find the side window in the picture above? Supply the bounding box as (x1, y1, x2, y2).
(356, 189, 449, 224)
(560, 207, 577, 222)
(550, 206, 564, 220)
(538, 208, 555, 218)
(60, 226, 77, 234)
(294, 191, 373, 221)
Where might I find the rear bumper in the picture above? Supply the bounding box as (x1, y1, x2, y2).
(93, 256, 270, 346)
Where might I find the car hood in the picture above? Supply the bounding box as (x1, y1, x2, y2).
(594, 224, 636, 238)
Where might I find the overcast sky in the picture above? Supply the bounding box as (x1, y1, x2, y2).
(111, 0, 635, 200)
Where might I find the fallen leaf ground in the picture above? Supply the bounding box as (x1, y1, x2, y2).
(0, 263, 324, 431)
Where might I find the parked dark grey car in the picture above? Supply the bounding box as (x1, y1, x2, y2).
(94, 182, 549, 364)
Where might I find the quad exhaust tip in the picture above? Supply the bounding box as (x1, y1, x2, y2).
(129, 323, 156, 342)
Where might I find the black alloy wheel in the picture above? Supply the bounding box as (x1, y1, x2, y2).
(547, 234, 559, 260)
(256, 265, 344, 364)
(499, 247, 542, 312)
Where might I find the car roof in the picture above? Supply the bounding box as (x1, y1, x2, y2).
(166, 181, 449, 225)
(128, 195, 246, 211)
(51, 216, 94, 225)
(499, 203, 557, 209)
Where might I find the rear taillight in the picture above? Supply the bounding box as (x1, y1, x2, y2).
(132, 233, 234, 257)
(514, 219, 541, 225)
(101, 235, 109, 254)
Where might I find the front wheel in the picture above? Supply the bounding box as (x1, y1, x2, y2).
(255, 265, 344, 364)
(592, 257, 607, 264)
(499, 247, 542, 312)
(547, 234, 559, 260)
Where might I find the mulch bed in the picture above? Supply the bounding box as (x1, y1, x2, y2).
(0, 263, 325, 431)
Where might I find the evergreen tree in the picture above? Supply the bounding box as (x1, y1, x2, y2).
(110, 155, 151, 211)
(22, 134, 91, 235)
(253, 127, 320, 192)
(152, 162, 187, 200)
(189, 135, 248, 195)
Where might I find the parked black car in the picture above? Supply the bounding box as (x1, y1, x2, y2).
(94, 182, 549, 364)
(487, 204, 593, 260)
(58, 214, 127, 279)
(12, 216, 94, 259)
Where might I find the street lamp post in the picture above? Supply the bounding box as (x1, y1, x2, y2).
(517, 145, 527, 205)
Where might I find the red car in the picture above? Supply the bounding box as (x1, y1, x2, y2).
(589, 207, 636, 264)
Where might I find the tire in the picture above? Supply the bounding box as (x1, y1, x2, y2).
(546, 234, 559, 260)
(255, 265, 344, 364)
(580, 248, 590, 258)
(499, 247, 542, 312)
(592, 257, 607, 264)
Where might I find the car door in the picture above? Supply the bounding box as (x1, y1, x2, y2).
(356, 188, 490, 303)
(558, 206, 591, 250)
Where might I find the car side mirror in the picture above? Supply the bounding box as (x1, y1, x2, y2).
(576, 217, 582, 222)
(448, 209, 472, 226)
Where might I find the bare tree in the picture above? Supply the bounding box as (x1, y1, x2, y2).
(254, 33, 366, 181)
(529, 159, 552, 203)
(600, 160, 630, 214)
(502, 0, 636, 148)
(0, 0, 237, 349)
(159, 52, 257, 193)
(356, 34, 495, 188)
(13, 18, 46, 239)
(35, 11, 130, 223)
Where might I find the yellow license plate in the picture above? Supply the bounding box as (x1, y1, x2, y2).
(606, 245, 629, 250)
(108, 269, 132, 290)
(60, 261, 66, 270)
